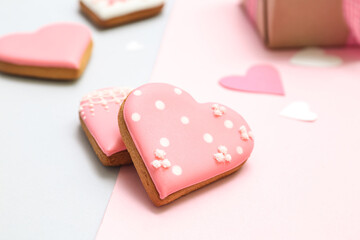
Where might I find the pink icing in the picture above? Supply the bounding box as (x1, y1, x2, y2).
(123, 83, 254, 199)
(80, 87, 132, 156)
(0, 23, 92, 68)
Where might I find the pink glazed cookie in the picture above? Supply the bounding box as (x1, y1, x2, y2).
(119, 83, 254, 206)
(80, 87, 132, 166)
(0, 23, 92, 80)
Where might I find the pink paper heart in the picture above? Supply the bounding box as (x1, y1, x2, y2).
(122, 83, 254, 201)
(219, 65, 285, 96)
(0, 23, 91, 68)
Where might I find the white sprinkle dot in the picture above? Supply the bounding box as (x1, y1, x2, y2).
(81, 111, 85, 115)
(225, 154, 232, 162)
(174, 88, 182, 95)
(131, 113, 141, 122)
(152, 160, 161, 168)
(181, 116, 189, 125)
(155, 100, 165, 110)
(224, 120, 233, 129)
(161, 159, 171, 168)
(236, 146, 243, 155)
(203, 133, 213, 143)
(133, 90, 142, 96)
(160, 137, 170, 147)
(172, 165, 182, 176)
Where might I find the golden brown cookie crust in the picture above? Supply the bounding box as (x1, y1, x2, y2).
(80, 114, 132, 166)
(80, 1, 164, 28)
(0, 41, 92, 80)
(118, 95, 247, 207)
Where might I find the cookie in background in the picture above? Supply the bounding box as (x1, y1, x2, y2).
(80, 0, 165, 28)
(0, 23, 92, 80)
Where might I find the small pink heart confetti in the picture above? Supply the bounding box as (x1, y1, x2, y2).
(219, 65, 284, 96)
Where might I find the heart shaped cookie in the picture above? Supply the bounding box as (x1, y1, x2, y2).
(119, 83, 254, 206)
(79, 87, 132, 166)
(219, 65, 285, 96)
(0, 22, 92, 80)
(80, 0, 165, 28)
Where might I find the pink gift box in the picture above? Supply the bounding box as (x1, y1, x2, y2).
(243, 0, 356, 48)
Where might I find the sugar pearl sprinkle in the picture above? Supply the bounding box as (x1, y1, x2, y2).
(214, 145, 232, 163)
(152, 149, 171, 169)
(239, 125, 253, 141)
(211, 104, 226, 117)
(79, 87, 132, 119)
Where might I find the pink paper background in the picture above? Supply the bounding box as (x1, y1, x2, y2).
(96, 0, 360, 239)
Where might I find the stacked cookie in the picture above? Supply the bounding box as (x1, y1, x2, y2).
(0, 0, 254, 207)
(80, 83, 254, 206)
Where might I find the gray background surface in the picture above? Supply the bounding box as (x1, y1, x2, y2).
(0, 0, 174, 239)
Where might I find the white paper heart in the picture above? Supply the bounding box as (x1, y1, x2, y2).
(290, 47, 343, 67)
(125, 41, 144, 51)
(280, 101, 318, 122)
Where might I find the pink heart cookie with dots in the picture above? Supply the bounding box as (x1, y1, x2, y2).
(119, 83, 254, 206)
(219, 65, 285, 96)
